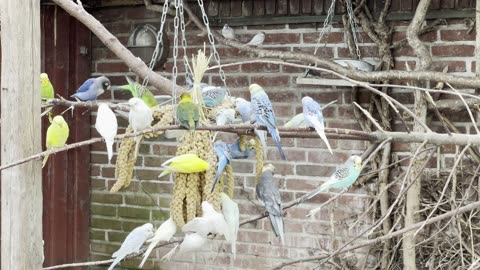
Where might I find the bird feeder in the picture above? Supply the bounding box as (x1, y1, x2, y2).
(127, 23, 169, 69)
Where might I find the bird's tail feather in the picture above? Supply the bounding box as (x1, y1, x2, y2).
(269, 214, 285, 245)
(42, 154, 50, 168)
(158, 168, 172, 178)
(313, 123, 332, 155)
(268, 127, 286, 160)
(108, 256, 122, 270)
(211, 159, 227, 192)
(254, 130, 268, 157)
(106, 139, 113, 164)
(139, 241, 156, 268)
(232, 240, 236, 259)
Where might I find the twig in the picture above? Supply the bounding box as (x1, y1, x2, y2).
(446, 83, 480, 134)
(42, 98, 130, 111)
(307, 189, 349, 217)
(353, 102, 384, 131)
(272, 200, 480, 269)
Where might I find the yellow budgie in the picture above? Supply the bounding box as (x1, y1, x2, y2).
(158, 154, 210, 178)
(43, 115, 70, 168)
(40, 73, 55, 99)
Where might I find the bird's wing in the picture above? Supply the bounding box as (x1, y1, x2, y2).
(75, 78, 95, 93)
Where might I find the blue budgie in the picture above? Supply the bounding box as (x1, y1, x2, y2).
(228, 139, 255, 159)
(256, 164, 285, 245)
(108, 223, 154, 270)
(284, 113, 306, 128)
(234, 97, 268, 156)
(302, 96, 332, 154)
(71, 76, 111, 101)
(212, 141, 232, 192)
(249, 84, 286, 160)
(301, 155, 362, 206)
(202, 85, 227, 107)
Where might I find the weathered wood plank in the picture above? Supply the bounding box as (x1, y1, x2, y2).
(1, 0, 43, 269)
(242, 0, 253, 16)
(265, 0, 276, 15)
(290, 0, 301, 14)
(301, 0, 312, 13)
(254, 0, 266, 16)
(277, 0, 288, 15)
(313, 0, 324, 14)
(231, 0, 243, 16)
(440, 0, 455, 8)
(219, 0, 231, 17)
(207, 0, 219, 16)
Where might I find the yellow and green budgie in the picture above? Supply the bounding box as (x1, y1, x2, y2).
(158, 153, 210, 178)
(43, 115, 70, 168)
(40, 73, 55, 99)
(176, 92, 199, 130)
(113, 76, 158, 108)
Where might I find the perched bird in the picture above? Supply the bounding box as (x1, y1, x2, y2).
(158, 153, 210, 178)
(43, 115, 70, 168)
(228, 139, 255, 159)
(202, 86, 227, 107)
(71, 76, 111, 101)
(95, 103, 118, 163)
(212, 141, 232, 192)
(284, 113, 307, 128)
(128, 97, 153, 157)
(139, 218, 177, 268)
(245, 32, 265, 46)
(302, 96, 332, 154)
(178, 232, 207, 253)
(215, 109, 236, 126)
(220, 193, 239, 259)
(256, 164, 285, 245)
(182, 201, 230, 238)
(301, 155, 362, 204)
(112, 76, 158, 108)
(40, 73, 54, 99)
(108, 223, 154, 270)
(249, 83, 286, 160)
(234, 97, 255, 124)
(221, 24, 235, 39)
(176, 92, 199, 130)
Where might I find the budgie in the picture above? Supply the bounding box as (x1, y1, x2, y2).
(40, 73, 54, 99)
(71, 76, 110, 101)
(234, 97, 267, 156)
(112, 76, 158, 108)
(215, 109, 236, 126)
(256, 164, 285, 245)
(139, 218, 176, 268)
(220, 193, 239, 259)
(302, 96, 332, 154)
(222, 24, 235, 39)
(108, 223, 153, 270)
(201, 85, 227, 107)
(212, 141, 232, 192)
(128, 97, 153, 157)
(302, 155, 362, 206)
(245, 32, 265, 46)
(178, 232, 207, 253)
(95, 103, 118, 163)
(249, 83, 286, 160)
(182, 201, 230, 238)
(176, 92, 199, 130)
(284, 113, 306, 128)
(158, 154, 210, 178)
(228, 139, 255, 159)
(43, 115, 70, 168)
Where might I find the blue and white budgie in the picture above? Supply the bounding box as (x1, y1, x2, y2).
(249, 84, 286, 160)
(228, 139, 255, 159)
(128, 97, 153, 157)
(95, 103, 118, 163)
(108, 223, 154, 270)
(256, 164, 285, 245)
(220, 193, 239, 259)
(71, 76, 110, 101)
(302, 96, 332, 155)
(216, 109, 236, 126)
(139, 218, 177, 268)
(212, 141, 232, 192)
(202, 85, 227, 107)
(284, 113, 306, 128)
(303, 155, 362, 213)
(234, 97, 268, 156)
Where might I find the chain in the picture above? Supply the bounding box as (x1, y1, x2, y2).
(345, 0, 361, 59)
(196, 0, 229, 94)
(171, 0, 180, 104)
(139, 0, 169, 97)
(178, 0, 189, 83)
(314, 0, 336, 55)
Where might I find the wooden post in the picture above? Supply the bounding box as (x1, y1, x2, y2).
(476, 0, 480, 78)
(0, 1, 43, 269)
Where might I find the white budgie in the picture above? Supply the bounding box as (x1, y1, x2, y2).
(220, 193, 240, 259)
(139, 218, 177, 268)
(128, 97, 153, 157)
(95, 103, 118, 163)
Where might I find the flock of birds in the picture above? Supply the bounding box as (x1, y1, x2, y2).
(221, 24, 266, 46)
(40, 72, 363, 268)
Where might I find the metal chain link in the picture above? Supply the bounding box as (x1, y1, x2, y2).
(171, 0, 180, 104)
(314, 0, 336, 55)
(139, 0, 169, 97)
(178, 0, 189, 83)
(345, 0, 361, 59)
(196, 0, 229, 94)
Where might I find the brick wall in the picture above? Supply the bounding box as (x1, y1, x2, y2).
(88, 5, 476, 270)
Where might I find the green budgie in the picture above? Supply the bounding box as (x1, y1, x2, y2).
(40, 73, 55, 99)
(113, 76, 158, 108)
(301, 155, 362, 205)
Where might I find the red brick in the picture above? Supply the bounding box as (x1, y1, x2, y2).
(431, 45, 475, 57)
(125, 6, 159, 19)
(307, 151, 349, 163)
(440, 29, 476, 41)
(293, 46, 334, 58)
(392, 45, 416, 57)
(96, 62, 129, 73)
(93, 8, 125, 23)
(250, 76, 290, 87)
(103, 22, 130, 35)
(241, 62, 280, 73)
(338, 46, 379, 58)
(211, 76, 249, 88)
(263, 33, 300, 45)
(393, 61, 417, 71)
(286, 179, 319, 191)
(301, 91, 339, 104)
(302, 32, 344, 43)
(432, 61, 466, 72)
(472, 61, 476, 73)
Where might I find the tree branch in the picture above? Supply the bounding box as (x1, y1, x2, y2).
(51, 0, 184, 95)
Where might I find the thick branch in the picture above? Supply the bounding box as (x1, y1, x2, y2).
(407, 0, 432, 70)
(52, 0, 184, 95)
